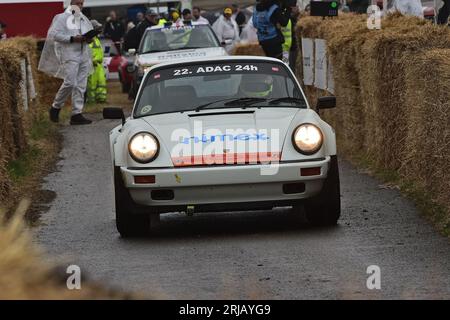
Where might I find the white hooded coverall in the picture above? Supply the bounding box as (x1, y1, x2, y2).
(389, 0, 424, 18)
(38, 7, 93, 115)
(212, 16, 240, 54)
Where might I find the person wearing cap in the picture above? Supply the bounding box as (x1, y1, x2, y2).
(136, 8, 159, 46)
(87, 20, 107, 104)
(0, 21, 7, 41)
(212, 7, 240, 54)
(169, 9, 182, 24)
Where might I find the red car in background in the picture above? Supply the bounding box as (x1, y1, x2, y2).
(117, 52, 135, 94)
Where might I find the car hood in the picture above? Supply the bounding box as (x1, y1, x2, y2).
(138, 47, 227, 67)
(141, 108, 300, 166)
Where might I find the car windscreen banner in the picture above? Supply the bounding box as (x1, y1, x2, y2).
(148, 62, 290, 83)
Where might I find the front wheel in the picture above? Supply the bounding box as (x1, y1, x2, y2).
(114, 167, 150, 237)
(302, 155, 341, 226)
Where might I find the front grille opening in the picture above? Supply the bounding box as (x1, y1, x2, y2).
(283, 183, 306, 195)
(151, 189, 174, 201)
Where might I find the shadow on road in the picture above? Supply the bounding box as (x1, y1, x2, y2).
(119, 207, 343, 242)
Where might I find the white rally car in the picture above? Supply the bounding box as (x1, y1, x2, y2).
(129, 21, 227, 98)
(104, 56, 340, 237)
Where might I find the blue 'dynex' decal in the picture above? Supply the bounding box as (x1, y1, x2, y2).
(181, 133, 269, 144)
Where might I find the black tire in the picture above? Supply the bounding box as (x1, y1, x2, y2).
(114, 167, 150, 237)
(303, 155, 341, 226)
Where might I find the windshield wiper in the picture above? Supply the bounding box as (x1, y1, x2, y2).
(195, 98, 237, 112)
(268, 97, 307, 107)
(195, 97, 268, 112)
(224, 97, 267, 107)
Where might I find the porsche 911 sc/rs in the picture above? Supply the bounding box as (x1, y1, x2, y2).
(104, 56, 340, 237)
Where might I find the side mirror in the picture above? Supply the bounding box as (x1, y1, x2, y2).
(221, 39, 232, 46)
(128, 48, 136, 56)
(103, 107, 125, 125)
(316, 96, 336, 110)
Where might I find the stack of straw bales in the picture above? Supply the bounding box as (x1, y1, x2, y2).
(0, 37, 56, 205)
(402, 48, 450, 229)
(296, 14, 450, 230)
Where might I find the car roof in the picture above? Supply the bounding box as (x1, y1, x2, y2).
(148, 56, 284, 71)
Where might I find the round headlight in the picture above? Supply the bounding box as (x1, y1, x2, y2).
(128, 132, 159, 163)
(292, 124, 323, 155)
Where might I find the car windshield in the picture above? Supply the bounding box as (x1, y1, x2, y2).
(134, 61, 307, 118)
(139, 25, 219, 53)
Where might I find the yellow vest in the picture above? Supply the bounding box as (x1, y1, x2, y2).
(281, 20, 292, 52)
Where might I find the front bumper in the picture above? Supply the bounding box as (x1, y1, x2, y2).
(121, 157, 331, 208)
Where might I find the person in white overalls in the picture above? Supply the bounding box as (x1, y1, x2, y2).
(39, 0, 94, 125)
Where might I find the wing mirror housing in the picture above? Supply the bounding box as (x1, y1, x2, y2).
(103, 107, 125, 125)
(128, 48, 136, 56)
(316, 96, 336, 111)
(221, 39, 233, 46)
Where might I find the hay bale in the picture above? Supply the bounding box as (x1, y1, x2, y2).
(402, 48, 450, 227)
(358, 16, 450, 170)
(0, 37, 43, 205)
(232, 43, 266, 56)
(0, 45, 24, 160)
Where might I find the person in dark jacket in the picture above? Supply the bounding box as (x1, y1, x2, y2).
(136, 9, 159, 47)
(104, 11, 125, 42)
(253, 0, 291, 60)
(232, 3, 247, 34)
(437, 0, 450, 25)
(347, 0, 370, 14)
(123, 24, 140, 51)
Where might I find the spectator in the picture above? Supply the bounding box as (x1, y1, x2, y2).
(253, 0, 291, 60)
(169, 9, 182, 24)
(437, 0, 450, 25)
(212, 7, 240, 54)
(39, 0, 93, 125)
(104, 10, 125, 42)
(87, 20, 107, 104)
(0, 21, 6, 41)
(347, 0, 370, 14)
(182, 9, 192, 21)
(124, 23, 139, 51)
(136, 9, 159, 46)
(136, 11, 145, 24)
(388, 0, 424, 18)
(192, 6, 210, 24)
(232, 3, 247, 34)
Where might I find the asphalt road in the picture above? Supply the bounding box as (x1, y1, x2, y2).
(35, 113, 450, 299)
